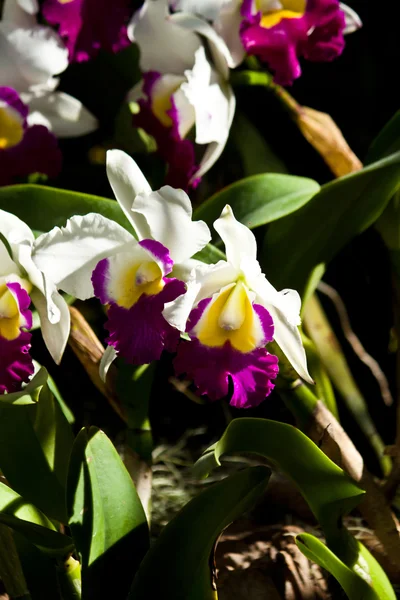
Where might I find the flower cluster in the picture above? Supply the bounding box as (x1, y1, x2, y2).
(1, 150, 312, 408)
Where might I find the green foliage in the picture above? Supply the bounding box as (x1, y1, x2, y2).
(263, 151, 400, 300)
(0, 484, 73, 556)
(0, 368, 47, 406)
(67, 427, 149, 600)
(194, 172, 319, 236)
(366, 110, 400, 164)
(129, 466, 270, 600)
(0, 184, 131, 232)
(0, 381, 73, 523)
(194, 419, 395, 599)
(296, 534, 395, 600)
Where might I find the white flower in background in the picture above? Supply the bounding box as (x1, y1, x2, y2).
(128, 0, 236, 190)
(0, 0, 98, 137)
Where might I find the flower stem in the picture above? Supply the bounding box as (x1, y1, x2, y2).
(303, 294, 391, 477)
(57, 556, 81, 600)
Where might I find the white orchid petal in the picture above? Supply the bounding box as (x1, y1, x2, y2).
(181, 47, 230, 145)
(106, 149, 152, 234)
(100, 345, 118, 382)
(171, 0, 226, 21)
(0, 209, 34, 263)
(26, 92, 98, 138)
(171, 11, 234, 77)
(1, 24, 68, 89)
(214, 205, 257, 269)
(129, 0, 201, 75)
(0, 239, 20, 277)
(131, 186, 211, 264)
(32, 214, 133, 300)
(2, 0, 37, 27)
(192, 81, 235, 181)
(213, 0, 245, 68)
(340, 3, 362, 34)
(268, 304, 313, 383)
(31, 288, 70, 364)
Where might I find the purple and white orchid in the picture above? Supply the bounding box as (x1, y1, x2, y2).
(171, 0, 361, 85)
(32, 150, 211, 373)
(128, 0, 236, 190)
(0, 209, 75, 393)
(0, 86, 62, 185)
(165, 205, 312, 408)
(0, 0, 98, 137)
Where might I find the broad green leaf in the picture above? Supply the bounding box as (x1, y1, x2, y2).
(0, 382, 73, 522)
(0, 483, 73, 556)
(194, 418, 363, 543)
(366, 110, 400, 164)
(67, 427, 149, 600)
(194, 243, 226, 264)
(230, 112, 288, 176)
(263, 151, 400, 299)
(0, 367, 47, 406)
(129, 466, 270, 600)
(296, 533, 395, 600)
(14, 533, 62, 600)
(0, 184, 131, 232)
(194, 173, 320, 234)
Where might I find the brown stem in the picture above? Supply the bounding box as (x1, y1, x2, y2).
(68, 306, 127, 423)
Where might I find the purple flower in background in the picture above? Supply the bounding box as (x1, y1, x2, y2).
(240, 0, 346, 85)
(42, 0, 133, 62)
(165, 205, 312, 408)
(171, 0, 362, 86)
(0, 87, 62, 185)
(128, 0, 235, 190)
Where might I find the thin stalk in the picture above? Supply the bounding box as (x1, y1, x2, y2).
(303, 294, 391, 477)
(0, 525, 31, 599)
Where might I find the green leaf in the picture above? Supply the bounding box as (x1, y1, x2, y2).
(67, 427, 149, 600)
(263, 151, 400, 300)
(0, 382, 74, 523)
(366, 110, 400, 164)
(0, 483, 73, 556)
(194, 243, 226, 264)
(0, 368, 47, 406)
(296, 533, 395, 600)
(0, 184, 131, 233)
(230, 112, 288, 176)
(194, 173, 320, 234)
(194, 418, 363, 543)
(129, 466, 270, 600)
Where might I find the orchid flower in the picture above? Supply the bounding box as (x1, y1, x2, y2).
(170, 0, 362, 86)
(41, 0, 133, 63)
(0, 209, 74, 393)
(0, 86, 62, 185)
(165, 205, 312, 408)
(32, 150, 211, 372)
(128, 0, 236, 190)
(0, 0, 98, 137)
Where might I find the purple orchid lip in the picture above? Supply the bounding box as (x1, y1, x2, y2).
(239, 0, 346, 85)
(133, 71, 199, 191)
(174, 338, 279, 408)
(103, 277, 186, 365)
(0, 87, 28, 126)
(42, 0, 132, 62)
(0, 281, 34, 395)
